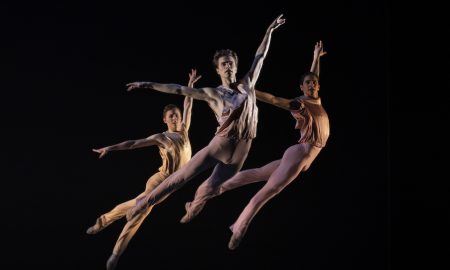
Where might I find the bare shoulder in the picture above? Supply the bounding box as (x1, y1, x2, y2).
(200, 87, 221, 103)
(238, 75, 251, 87)
(147, 133, 168, 144)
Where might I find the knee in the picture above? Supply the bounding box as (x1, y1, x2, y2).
(266, 185, 283, 196)
(218, 184, 228, 195)
(302, 163, 311, 172)
(167, 175, 185, 189)
(252, 185, 282, 204)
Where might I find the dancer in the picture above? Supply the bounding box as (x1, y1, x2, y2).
(87, 69, 201, 269)
(125, 15, 286, 222)
(189, 41, 329, 249)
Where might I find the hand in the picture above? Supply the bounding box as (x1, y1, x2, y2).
(188, 69, 202, 87)
(314, 40, 327, 58)
(126, 82, 146, 91)
(268, 14, 286, 31)
(93, 147, 109, 158)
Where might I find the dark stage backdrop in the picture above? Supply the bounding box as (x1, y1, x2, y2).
(2, 1, 389, 269)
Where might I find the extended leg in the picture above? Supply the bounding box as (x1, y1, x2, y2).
(219, 160, 281, 194)
(181, 139, 254, 223)
(126, 144, 218, 221)
(228, 145, 309, 249)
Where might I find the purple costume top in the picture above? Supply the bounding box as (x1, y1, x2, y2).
(214, 84, 258, 140)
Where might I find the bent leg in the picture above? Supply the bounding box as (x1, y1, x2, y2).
(87, 173, 165, 234)
(104, 173, 168, 269)
(111, 205, 153, 257)
(127, 144, 218, 220)
(105, 206, 153, 270)
(181, 139, 253, 223)
(180, 162, 241, 223)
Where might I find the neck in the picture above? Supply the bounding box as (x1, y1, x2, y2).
(221, 77, 236, 88)
(302, 94, 319, 99)
(167, 127, 180, 133)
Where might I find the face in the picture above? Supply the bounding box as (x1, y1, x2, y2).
(163, 108, 182, 131)
(300, 75, 320, 98)
(216, 56, 237, 80)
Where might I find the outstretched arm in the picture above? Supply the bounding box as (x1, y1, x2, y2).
(183, 69, 202, 131)
(255, 89, 295, 111)
(126, 81, 218, 104)
(310, 40, 327, 77)
(245, 14, 285, 88)
(92, 133, 167, 158)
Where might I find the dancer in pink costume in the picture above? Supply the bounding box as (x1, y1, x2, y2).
(226, 41, 329, 249)
(87, 69, 201, 270)
(125, 15, 286, 223)
(183, 41, 329, 250)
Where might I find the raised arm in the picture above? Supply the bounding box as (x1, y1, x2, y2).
(255, 89, 296, 111)
(92, 133, 167, 158)
(183, 69, 202, 131)
(245, 14, 285, 88)
(310, 40, 327, 77)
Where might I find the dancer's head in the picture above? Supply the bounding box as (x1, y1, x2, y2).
(300, 72, 320, 98)
(213, 49, 238, 81)
(163, 104, 182, 132)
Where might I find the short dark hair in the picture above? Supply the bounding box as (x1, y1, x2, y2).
(213, 49, 238, 68)
(163, 104, 181, 118)
(300, 72, 319, 84)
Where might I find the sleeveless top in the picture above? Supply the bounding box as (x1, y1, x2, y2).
(214, 84, 258, 140)
(290, 96, 330, 148)
(158, 127, 192, 176)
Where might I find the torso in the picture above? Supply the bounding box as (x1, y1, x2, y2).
(290, 96, 330, 148)
(213, 83, 258, 140)
(158, 128, 192, 176)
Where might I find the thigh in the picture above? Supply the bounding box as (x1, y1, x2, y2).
(230, 139, 252, 165)
(145, 172, 166, 192)
(208, 162, 242, 187)
(220, 159, 281, 192)
(207, 139, 253, 187)
(255, 160, 281, 179)
(180, 143, 220, 179)
(265, 145, 307, 188)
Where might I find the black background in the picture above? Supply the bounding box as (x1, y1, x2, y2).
(2, 1, 391, 269)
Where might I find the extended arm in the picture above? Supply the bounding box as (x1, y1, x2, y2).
(92, 133, 167, 158)
(255, 89, 295, 110)
(183, 69, 202, 131)
(126, 81, 218, 104)
(245, 14, 285, 87)
(310, 40, 327, 77)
